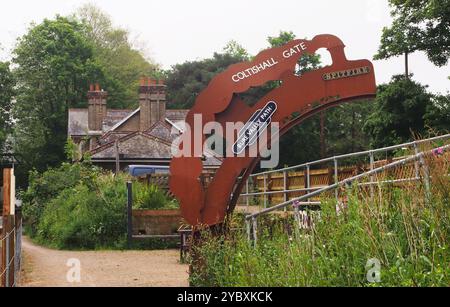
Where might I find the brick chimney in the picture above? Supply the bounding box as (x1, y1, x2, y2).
(139, 77, 166, 131)
(87, 83, 108, 131)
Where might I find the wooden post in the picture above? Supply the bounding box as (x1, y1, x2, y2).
(263, 174, 267, 209)
(245, 180, 249, 211)
(1, 216, 10, 287)
(126, 181, 133, 248)
(3, 168, 11, 216)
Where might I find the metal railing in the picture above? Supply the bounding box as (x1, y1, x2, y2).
(243, 137, 450, 242)
(240, 133, 450, 210)
(0, 212, 23, 287)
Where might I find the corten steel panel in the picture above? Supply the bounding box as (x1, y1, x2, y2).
(169, 34, 377, 226)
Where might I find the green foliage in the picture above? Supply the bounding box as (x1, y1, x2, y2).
(191, 158, 450, 286)
(11, 8, 157, 187)
(64, 138, 80, 161)
(376, 0, 450, 66)
(223, 40, 250, 61)
(0, 61, 14, 152)
(424, 94, 450, 134)
(22, 161, 179, 249)
(363, 75, 433, 148)
(133, 183, 179, 210)
(12, 16, 105, 186)
(36, 172, 128, 249)
(21, 162, 99, 237)
(375, 18, 421, 60)
(278, 100, 375, 167)
(267, 30, 296, 47)
(75, 4, 159, 108)
(325, 100, 376, 156)
(165, 52, 246, 109)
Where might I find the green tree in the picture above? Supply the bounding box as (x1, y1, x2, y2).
(223, 40, 249, 61)
(375, 0, 450, 76)
(424, 94, 450, 134)
(12, 16, 104, 186)
(325, 101, 375, 156)
(166, 52, 247, 109)
(363, 75, 433, 148)
(0, 61, 15, 154)
(75, 4, 159, 108)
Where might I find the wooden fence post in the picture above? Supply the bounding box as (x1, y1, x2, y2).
(3, 168, 11, 216)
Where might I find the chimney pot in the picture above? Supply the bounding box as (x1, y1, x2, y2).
(89, 84, 94, 91)
(95, 83, 100, 91)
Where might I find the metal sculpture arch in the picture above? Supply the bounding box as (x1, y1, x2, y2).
(170, 34, 377, 226)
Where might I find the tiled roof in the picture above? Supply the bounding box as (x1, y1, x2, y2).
(68, 109, 133, 136)
(90, 131, 222, 166)
(67, 106, 219, 164)
(166, 110, 189, 122)
(102, 109, 134, 132)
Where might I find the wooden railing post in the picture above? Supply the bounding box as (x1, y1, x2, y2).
(245, 179, 249, 211)
(3, 169, 11, 216)
(263, 174, 267, 209)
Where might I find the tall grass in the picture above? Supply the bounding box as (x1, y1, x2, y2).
(133, 183, 179, 210)
(190, 153, 450, 286)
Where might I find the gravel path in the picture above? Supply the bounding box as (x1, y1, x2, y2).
(19, 237, 189, 287)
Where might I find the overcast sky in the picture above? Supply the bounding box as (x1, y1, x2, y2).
(1, 0, 449, 94)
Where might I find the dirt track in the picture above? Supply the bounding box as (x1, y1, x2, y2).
(19, 237, 189, 287)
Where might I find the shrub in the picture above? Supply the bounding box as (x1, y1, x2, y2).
(21, 162, 99, 236)
(35, 172, 128, 249)
(133, 183, 179, 210)
(22, 161, 179, 249)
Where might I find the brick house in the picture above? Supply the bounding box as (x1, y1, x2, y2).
(68, 78, 221, 171)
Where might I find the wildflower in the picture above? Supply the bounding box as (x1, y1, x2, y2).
(433, 147, 444, 156)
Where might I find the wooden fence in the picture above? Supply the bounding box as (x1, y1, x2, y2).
(248, 158, 417, 205)
(0, 212, 22, 287)
(1, 167, 22, 288)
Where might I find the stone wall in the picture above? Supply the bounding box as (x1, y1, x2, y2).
(132, 210, 181, 235)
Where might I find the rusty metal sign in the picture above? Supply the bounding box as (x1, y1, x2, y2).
(169, 34, 377, 226)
